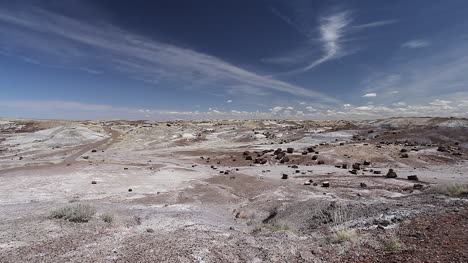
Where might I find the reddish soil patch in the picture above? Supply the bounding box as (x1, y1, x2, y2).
(342, 209, 468, 263)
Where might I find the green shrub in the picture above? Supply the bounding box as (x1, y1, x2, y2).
(50, 204, 96, 223)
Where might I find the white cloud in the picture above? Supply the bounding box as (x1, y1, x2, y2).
(362, 93, 377, 97)
(226, 100, 232, 103)
(2, 98, 468, 120)
(402, 39, 430, 48)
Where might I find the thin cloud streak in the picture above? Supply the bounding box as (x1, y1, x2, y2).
(353, 19, 397, 29)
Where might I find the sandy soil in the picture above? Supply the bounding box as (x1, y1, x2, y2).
(0, 117, 467, 262)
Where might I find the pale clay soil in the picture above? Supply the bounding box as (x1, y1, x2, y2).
(0, 117, 467, 262)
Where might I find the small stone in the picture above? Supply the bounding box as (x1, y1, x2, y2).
(281, 174, 288, 179)
(386, 169, 397, 178)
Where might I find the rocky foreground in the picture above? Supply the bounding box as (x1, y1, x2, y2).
(0, 117, 467, 262)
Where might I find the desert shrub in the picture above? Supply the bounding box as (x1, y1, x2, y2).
(50, 204, 96, 223)
(100, 213, 114, 223)
(436, 184, 468, 196)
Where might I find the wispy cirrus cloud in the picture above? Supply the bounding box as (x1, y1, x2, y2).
(353, 19, 397, 29)
(302, 11, 352, 71)
(269, 6, 395, 74)
(0, 5, 338, 103)
(402, 39, 430, 48)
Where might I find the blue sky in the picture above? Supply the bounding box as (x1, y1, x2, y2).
(1, 0, 468, 120)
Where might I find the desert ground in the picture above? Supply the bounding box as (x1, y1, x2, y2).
(0, 117, 467, 262)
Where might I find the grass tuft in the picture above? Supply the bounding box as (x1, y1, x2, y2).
(436, 184, 468, 196)
(100, 213, 114, 223)
(50, 204, 96, 223)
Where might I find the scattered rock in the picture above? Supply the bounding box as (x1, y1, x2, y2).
(360, 182, 367, 187)
(400, 153, 409, 158)
(128, 188, 133, 192)
(322, 182, 330, 187)
(91, 181, 97, 184)
(317, 160, 325, 165)
(311, 155, 318, 160)
(146, 228, 154, 233)
(287, 148, 294, 153)
(386, 169, 397, 178)
(281, 174, 288, 179)
(373, 170, 381, 174)
(91, 149, 97, 153)
(352, 163, 361, 170)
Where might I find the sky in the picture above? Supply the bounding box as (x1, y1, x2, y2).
(1, 0, 468, 120)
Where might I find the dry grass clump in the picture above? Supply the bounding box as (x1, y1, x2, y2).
(383, 230, 401, 251)
(50, 204, 96, 223)
(100, 213, 114, 223)
(328, 229, 356, 244)
(436, 183, 468, 196)
(321, 202, 357, 243)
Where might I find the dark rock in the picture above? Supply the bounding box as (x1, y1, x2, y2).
(243, 151, 250, 156)
(352, 163, 361, 170)
(360, 183, 367, 187)
(281, 174, 288, 179)
(124, 167, 128, 170)
(342, 164, 348, 169)
(322, 182, 330, 187)
(281, 156, 290, 163)
(363, 160, 371, 165)
(317, 160, 325, 165)
(386, 169, 397, 178)
(400, 153, 409, 158)
(302, 151, 308, 155)
(245, 155, 253, 160)
(91, 149, 97, 153)
(274, 148, 283, 155)
(311, 155, 318, 160)
(291, 165, 298, 169)
(307, 147, 315, 152)
(277, 152, 286, 159)
(400, 149, 408, 153)
(407, 175, 419, 181)
(413, 184, 424, 190)
(349, 170, 357, 175)
(287, 148, 294, 153)
(373, 170, 381, 174)
(128, 188, 132, 192)
(91, 181, 97, 184)
(146, 228, 155, 233)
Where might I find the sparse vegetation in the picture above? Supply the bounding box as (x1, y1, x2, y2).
(100, 213, 114, 223)
(383, 231, 402, 251)
(435, 183, 468, 196)
(328, 229, 356, 244)
(50, 204, 96, 223)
